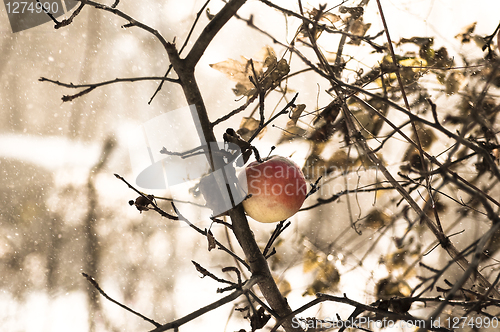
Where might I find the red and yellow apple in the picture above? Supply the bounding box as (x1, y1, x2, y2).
(238, 156, 307, 223)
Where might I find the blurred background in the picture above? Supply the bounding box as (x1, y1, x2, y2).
(1, 0, 499, 331)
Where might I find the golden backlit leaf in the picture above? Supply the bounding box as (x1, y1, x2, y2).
(209, 57, 258, 96)
(350, 107, 382, 138)
(277, 124, 307, 144)
(302, 262, 340, 296)
(210, 55, 261, 89)
(327, 150, 355, 170)
(303, 249, 320, 273)
(237, 117, 266, 141)
(445, 71, 465, 95)
(275, 277, 291, 297)
(302, 154, 327, 180)
(414, 122, 436, 149)
(376, 278, 412, 300)
(255, 45, 277, 67)
(317, 262, 340, 286)
(455, 22, 476, 43)
(364, 208, 393, 229)
(260, 59, 290, 91)
(399, 57, 427, 72)
(232, 82, 252, 97)
(399, 37, 434, 48)
(385, 250, 408, 271)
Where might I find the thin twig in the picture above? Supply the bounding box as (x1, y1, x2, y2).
(114, 174, 179, 220)
(375, 0, 442, 233)
(263, 220, 291, 258)
(172, 204, 250, 270)
(39, 76, 180, 102)
(148, 276, 262, 332)
(78, 0, 170, 51)
(212, 93, 259, 126)
(149, 0, 212, 104)
(247, 93, 298, 144)
(55, 2, 86, 29)
(258, 0, 385, 52)
(82, 272, 161, 328)
(40, 76, 179, 89)
(271, 293, 452, 332)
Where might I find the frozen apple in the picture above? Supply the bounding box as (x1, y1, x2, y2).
(238, 156, 307, 223)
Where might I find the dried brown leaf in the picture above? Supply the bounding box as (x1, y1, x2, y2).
(207, 229, 216, 251)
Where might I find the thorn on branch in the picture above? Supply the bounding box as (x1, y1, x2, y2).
(306, 176, 322, 199)
(210, 217, 233, 229)
(55, 2, 86, 29)
(192, 260, 237, 290)
(62, 87, 96, 102)
(263, 220, 291, 258)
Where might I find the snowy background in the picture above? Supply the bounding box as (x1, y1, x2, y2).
(1, 0, 499, 331)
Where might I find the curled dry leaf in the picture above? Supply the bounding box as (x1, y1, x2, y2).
(289, 104, 305, 125)
(129, 195, 154, 213)
(250, 306, 271, 331)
